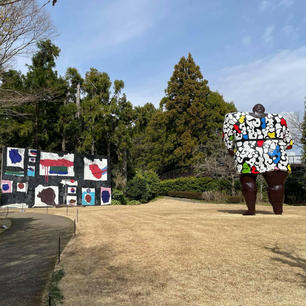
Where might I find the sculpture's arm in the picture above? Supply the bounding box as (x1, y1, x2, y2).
(282, 117, 293, 150)
(223, 113, 235, 155)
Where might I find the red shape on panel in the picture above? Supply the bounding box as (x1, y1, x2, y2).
(85, 194, 92, 203)
(89, 164, 107, 179)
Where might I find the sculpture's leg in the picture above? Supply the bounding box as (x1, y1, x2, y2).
(263, 171, 288, 215)
(240, 174, 257, 215)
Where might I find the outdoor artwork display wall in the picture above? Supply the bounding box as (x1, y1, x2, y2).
(1, 147, 111, 207)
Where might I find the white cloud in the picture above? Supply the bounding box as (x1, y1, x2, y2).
(259, 0, 295, 11)
(210, 46, 306, 115)
(262, 25, 275, 44)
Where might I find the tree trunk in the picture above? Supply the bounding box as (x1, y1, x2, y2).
(231, 174, 235, 196)
(123, 149, 127, 188)
(76, 83, 80, 118)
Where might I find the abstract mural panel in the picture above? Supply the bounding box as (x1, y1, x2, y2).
(17, 182, 28, 193)
(84, 157, 107, 181)
(66, 195, 77, 206)
(1, 147, 111, 207)
(101, 187, 111, 205)
(34, 185, 59, 207)
(39, 152, 75, 179)
(82, 188, 95, 205)
(7, 147, 25, 168)
(1, 180, 12, 193)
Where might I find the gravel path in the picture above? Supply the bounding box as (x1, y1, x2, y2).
(0, 213, 73, 306)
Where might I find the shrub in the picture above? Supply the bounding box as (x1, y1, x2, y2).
(168, 191, 202, 200)
(111, 199, 121, 205)
(225, 195, 244, 203)
(112, 189, 126, 205)
(201, 191, 227, 202)
(160, 176, 233, 195)
(127, 170, 160, 203)
(126, 199, 141, 205)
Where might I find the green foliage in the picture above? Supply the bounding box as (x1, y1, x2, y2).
(143, 53, 236, 174)
(159, 176, 232, 195)
(110, 199, 122, 205)
(112, 189, 127, 205)
(126, 199, 141, 205)
(126, 170, 160, 203)
(168, 191, 203, 200)
(48, 269, 65, 306)
(285, 170, 306, 205)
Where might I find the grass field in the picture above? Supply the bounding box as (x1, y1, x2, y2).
(33, 197, 306, 306)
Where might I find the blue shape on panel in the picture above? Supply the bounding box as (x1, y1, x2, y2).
(2, 184, 9, 191)
(27, 167, 35, 177)
(101, 190, 110, 203)
(243, 134, 249, 140)
(9, 149, 22, 164)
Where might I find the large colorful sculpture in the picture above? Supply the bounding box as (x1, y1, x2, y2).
(1, 147, 111, 207)
(223, 104, 293, 215)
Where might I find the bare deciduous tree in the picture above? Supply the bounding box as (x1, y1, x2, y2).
(192, 136, 238, 195)
(284, 112, 303, 150)
(0, 0, 55, 73)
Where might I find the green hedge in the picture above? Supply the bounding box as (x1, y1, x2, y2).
(168, 191, 203, 200)
(160, 176, 233, 195)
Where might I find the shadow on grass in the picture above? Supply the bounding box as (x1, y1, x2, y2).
(218, 209, 274, 215)
(265, 245, 306, 288)
(62, 244, 170, 304)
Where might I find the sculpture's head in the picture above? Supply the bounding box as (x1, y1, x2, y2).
(252, 104, 266, 117)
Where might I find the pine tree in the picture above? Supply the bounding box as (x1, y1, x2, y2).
(156, 53, 236, 172)
(302, 100, 306, 163)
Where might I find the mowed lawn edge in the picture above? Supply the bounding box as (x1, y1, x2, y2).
(31, 198, 306, 306)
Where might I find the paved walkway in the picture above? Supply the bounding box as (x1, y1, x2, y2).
(0, 213, 73, 306)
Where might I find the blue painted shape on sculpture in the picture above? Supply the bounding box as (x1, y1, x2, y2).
(268, 145, 281, 164)
(243, 134, 249, 140)
(102, 190, 110, 203)
(261, 117, 266, 129)
(9, 149, 22, 164)
(2, 184, 9, 191)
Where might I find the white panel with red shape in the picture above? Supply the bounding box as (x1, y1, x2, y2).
(17, 182, 28, 193)
(84, 157, 107, 181)
(66, 195, 77, 206)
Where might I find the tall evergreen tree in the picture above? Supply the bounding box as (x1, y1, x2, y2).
(149, 53, 236, 173)
(25, 40, 67, 150)
(302, 100, 306, 163)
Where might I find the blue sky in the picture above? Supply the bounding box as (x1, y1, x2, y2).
(16, 0, 305, 116)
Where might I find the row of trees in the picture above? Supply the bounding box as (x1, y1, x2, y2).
(0, 40, 236, 189)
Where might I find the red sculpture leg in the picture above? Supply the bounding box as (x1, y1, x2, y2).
(240, 174, 257, 215)
(263, 171, 288, 215)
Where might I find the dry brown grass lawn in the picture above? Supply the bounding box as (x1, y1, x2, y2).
(32, 198, 306, 306)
